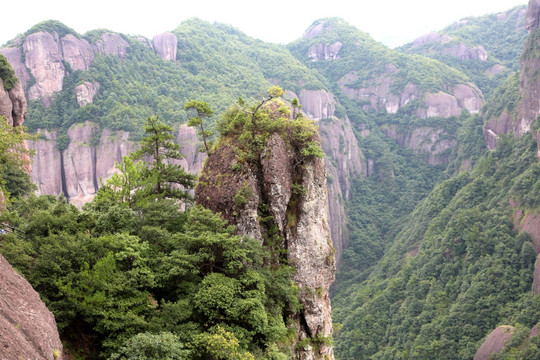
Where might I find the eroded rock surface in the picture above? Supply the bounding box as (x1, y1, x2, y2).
(75, 81, 100, 107)
(153, 32, 178, 61)
(60, 34, 94, 71)
(23, 32, 65, 104)
(307, 41, 342, 61)
(0, 47, 30, 89)
(474, 326, 514, 360)
(92, 33, 128, 58)
(0, 254, 63, 360)
(197, 131, 335, 360)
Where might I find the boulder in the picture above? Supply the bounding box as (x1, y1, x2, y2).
(0, 254, 63, 360)
(474, 326, 514, 360)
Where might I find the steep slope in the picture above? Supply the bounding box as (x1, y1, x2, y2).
(399, 5, 528, 96)
(196, 94, 335, 359)
(331, 1, 540, 358)
(0, 254, 64, 360)
(483, 0, 540, 152)
(1, 19, 361, 260)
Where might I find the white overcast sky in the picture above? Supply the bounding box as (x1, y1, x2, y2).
(0, 0, 529, 48)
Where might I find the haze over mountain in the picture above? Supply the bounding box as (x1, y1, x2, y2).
(0, 1, 540, 359)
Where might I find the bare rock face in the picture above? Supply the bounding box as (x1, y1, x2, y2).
(28, 130, 63, 196)
(297, 89, 365, 263)
(0, 254, 63, 360)
(303, 22, 328, 39)
(418, 92, 462, 118)
(411, 32, 451, 48)
(453, 84, 483, 114)
(152, 32, 178, 61)
(23, 32, 65, 104)
(62, 122, 100, 207)
(441, 43, 488, 61)
(307, 42, 343, 61)
(197, 133, 335, 360)
(135, 36, 153, 49)
(474, 325, 514, 360)
(0, 47, 30, 89)
(175, 124, 206, 175)
(8, 80, 27, 126)
(382, 125, 456, 166)
(92, 33, 128, 58)
(526, 0, 540, 32)
(485, 0, 540, 152)
(60, 34, 94, 71)
(339, 65, 482, 117)
(299, 89, 336, 120)
(533, 255, 540, 294)
(75, 81, 100, 107)
(485, 64, 505, 77)
(512, 202, 540, 253)
(29, 122, 201, 207)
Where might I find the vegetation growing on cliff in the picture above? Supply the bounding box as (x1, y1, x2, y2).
(0, 54, 18, 91)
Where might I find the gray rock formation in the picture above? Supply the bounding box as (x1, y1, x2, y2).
(0, 254, 63, 360)
(60, 34, 94, 71)
(27, 122, 201, 207)
(307, 42, 343, 61)
(152, 32, 178, 61)
(0, 47, 30, 89)
(196, 129, 335, 359)
(474, 325, 514, 360)
(92, 33, 128, 58)
(74, 81, 100, 107)
(23, 32, 65, 104)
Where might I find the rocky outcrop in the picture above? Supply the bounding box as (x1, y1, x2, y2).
(92, 33, 129, 58)
(28, 130, 63, 196)
(474, 325, 514, 360)
(61, 34, 94, 71)
(0, 47, 30, 90)
(526, 0, 540, 31)
(485, 64, 505, 77)
(0, 254, 63, 360)
(303, 22, 329, 39)
(339, 67, 482, 117)
(297, 89, 365, 263)
(197, 130, 335, 359)
(441, 43, 488, 61)
(382, 125, 456, 166)
(410, 32, 451, 48)
(299, 89, 336, 120)
(23, 32, 65, 104)
(307, 42, 342, 61)
(75, 81, 100, 107)
(152, 32, 178, 61)
(533, 254, 540, 294)
(28, 122, 200, 207)
(511, 202, 540, 253)
(484, 0, 540, 151)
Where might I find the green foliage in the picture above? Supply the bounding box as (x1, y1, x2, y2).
(333, 133, 540, 359)
(0, 54, 17, 90)
(110, 332, 189, 360)
(185, 100, 214, 153)
(130, 116, 195, 202)
(24, 20, 78, 39)
(233, 182, 253, 208)
(0, 119, 35, 202)
(398, 5, 527, 96)
(288, 17, 468, 96)
(483, 71, 521, 121)
(1, 193, 299, 359)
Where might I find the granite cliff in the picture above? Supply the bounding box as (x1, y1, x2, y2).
(196, 97, 336, 359)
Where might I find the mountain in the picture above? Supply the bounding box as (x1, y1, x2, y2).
(399, 5, 528, 97)
(330, 1, 540, 359)
(1, 3, 539, 358)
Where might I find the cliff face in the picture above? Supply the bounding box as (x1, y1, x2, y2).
(0, 254, 64, 360)
(28, 123, 202, 207)
(297, 89, 365, 263)
(0, 78, 27, 126)
(484, 0, 540, 151)
(197, 127, 336, 359)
